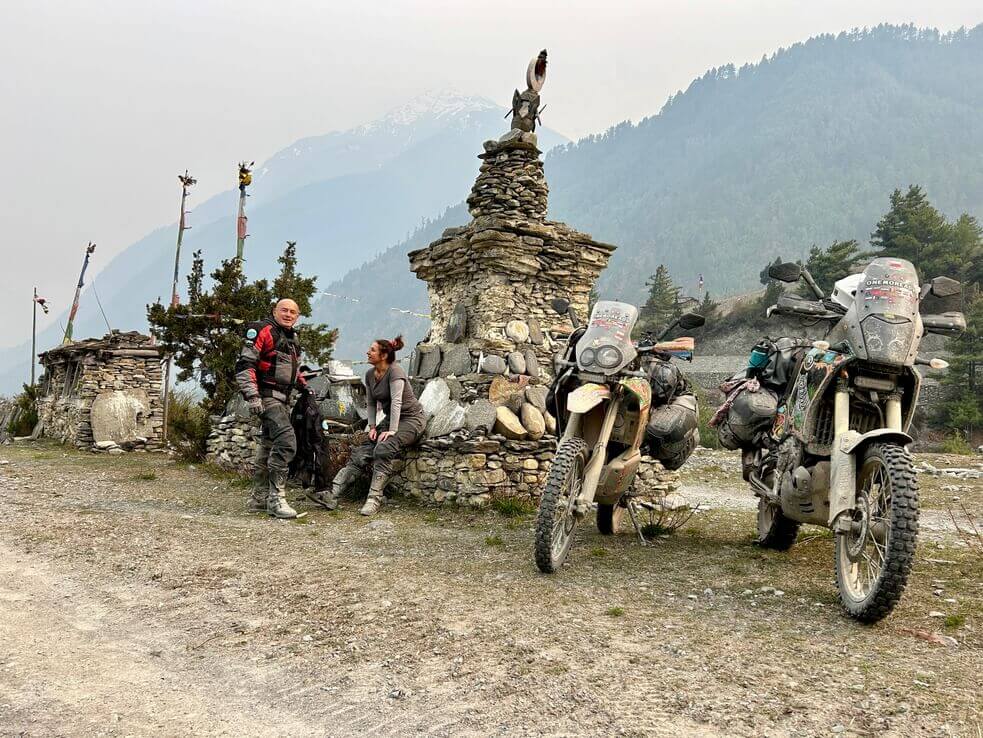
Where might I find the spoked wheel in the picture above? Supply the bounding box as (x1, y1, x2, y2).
(597, 501, 626, 535)
(535, 438, 589, 573)
(835, 443, 919, 623)
(756, 497, 801, 551)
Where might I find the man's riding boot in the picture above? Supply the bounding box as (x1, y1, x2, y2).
(307, 465, 359, 510)
(359, 470, 389, 516)
(266, 469, 298, 519)
(248, 470, 268, 513)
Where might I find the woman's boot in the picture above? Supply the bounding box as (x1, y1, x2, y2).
(359, 470, 390, 516)
(308, 465, 360, 510)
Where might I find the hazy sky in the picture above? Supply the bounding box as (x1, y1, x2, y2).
(2, 0, 981, 348)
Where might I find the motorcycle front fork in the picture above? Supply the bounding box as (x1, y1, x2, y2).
(564, 398, 621, 518)
(829, 377, 903, 530)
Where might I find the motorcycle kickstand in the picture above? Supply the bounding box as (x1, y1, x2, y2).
(626, 500, 648, 546)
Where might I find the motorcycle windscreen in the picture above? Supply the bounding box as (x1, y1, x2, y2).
(576, 300, 638, 374)
(855, 258, 919, 365)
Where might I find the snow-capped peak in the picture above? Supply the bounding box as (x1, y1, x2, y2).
(357, 90, 499, 133)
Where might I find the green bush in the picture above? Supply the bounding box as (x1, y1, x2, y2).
(939, 432, 974, 456)
(694, 385, 720, 449)
(6, 384, 39, 437)
(166, 389, 211, 461)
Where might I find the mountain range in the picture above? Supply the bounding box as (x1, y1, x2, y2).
(4, 24, 983, 391)
(1, 92, 567, 392)
(314, 24, 983, 361)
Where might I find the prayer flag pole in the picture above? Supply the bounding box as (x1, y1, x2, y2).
(62, 242, 96, 344)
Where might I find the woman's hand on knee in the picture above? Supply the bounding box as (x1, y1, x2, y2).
(378, 431, 394, 443)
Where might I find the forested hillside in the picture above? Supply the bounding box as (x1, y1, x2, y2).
(315, 24, 983, 354)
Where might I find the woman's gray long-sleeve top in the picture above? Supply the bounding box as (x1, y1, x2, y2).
(364, 363, 424, 432)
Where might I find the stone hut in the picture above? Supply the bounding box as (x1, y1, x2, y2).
(37, 331, 165, 452)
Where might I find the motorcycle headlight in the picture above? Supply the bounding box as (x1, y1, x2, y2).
(595, 345, 623, 369)
(579, 348, 596, 366)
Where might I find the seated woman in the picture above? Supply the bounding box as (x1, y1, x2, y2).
(309, 336, 426, 515)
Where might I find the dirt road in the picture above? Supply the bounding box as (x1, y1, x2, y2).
(0, 443, 980, 737)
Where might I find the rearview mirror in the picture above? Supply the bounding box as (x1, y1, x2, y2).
(550, 297, 570, 316)
(930, 276, 962, 298)
(678, 312, 706, 330)
(768, 262, 803, 282)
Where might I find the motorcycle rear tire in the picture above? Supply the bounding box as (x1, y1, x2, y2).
(596, 502, 626, 535)
(834, 442, 918, 623)
(535, 437, 590, 573)
(756, 498, 800, 551)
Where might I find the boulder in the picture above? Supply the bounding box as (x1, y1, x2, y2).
(426, 402, 467, 438)
(494, 407, 527, 440)
(416, 345, 442, 379)
(489, 375, 530, 413)
(544, 411, 557, 435)
(505, 320, 530, 343)
(520, 403, 546, 441)
(480, 354, 507, 375)
(525, 385, 548, 412)
(528, 318, 544, 345)
(464, 399, 497, 436)
(419, 378, 451, 418)
(440, 344, 472, 377)
(522, 348, 540, 378)
(445, 303, 468, 343)
(507, 351, 527, 374)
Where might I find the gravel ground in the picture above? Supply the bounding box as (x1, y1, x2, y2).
(0, 442, 980, 737)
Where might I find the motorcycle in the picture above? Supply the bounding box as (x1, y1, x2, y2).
(720, 257, 964, 621)
(534, 298, 705, 573)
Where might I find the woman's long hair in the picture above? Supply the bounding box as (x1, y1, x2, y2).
(375, 335, 404, 364)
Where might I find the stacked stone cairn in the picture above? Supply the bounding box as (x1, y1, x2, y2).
(36, 331, 165, 451)
(205, 59, 683, 508)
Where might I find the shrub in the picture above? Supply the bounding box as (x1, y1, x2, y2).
(694, 385, 720, 449)
(5, 384, 39, 437)
(166, 389, 210, 461)
(939, 432, 974, 456)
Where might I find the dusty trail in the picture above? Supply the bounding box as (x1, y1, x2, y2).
(0, 443, 979, 737)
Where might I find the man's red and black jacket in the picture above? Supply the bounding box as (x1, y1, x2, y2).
(235, 317, 306, 403)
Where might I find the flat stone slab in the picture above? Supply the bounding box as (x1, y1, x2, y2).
(90, 389, 154, 445)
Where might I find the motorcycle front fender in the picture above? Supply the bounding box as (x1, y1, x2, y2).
(828, 429, 913, 528)
(566, 383, 610, 414)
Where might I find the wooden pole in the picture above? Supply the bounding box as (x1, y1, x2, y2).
(31, 286, 37, 386)
(63, 242, 96, 344)
(163, 172, 196, 443)
(235, 161, 253, 269)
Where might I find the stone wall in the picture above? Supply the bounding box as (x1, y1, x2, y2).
(205, 409, 681, 508)
(37, 332, 165, 452)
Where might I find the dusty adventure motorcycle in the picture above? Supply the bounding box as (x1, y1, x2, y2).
(534, 299, 705, 573)
(716, 257, 964, 621)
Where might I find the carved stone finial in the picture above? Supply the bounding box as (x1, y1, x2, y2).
(510, 49, 547, 132)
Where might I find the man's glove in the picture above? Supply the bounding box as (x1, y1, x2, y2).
(247, 397, 264, 416)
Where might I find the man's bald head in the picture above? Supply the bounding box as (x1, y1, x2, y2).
(273, 299, 300, 329)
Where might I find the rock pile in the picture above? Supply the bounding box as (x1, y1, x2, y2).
(206, 412, 260, 474)
(466, 131, 548, 221)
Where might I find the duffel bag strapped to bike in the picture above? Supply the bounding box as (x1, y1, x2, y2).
(647, 358, 682, 404)
(716, 380, 779, 451)
(645, 393, 699, 470)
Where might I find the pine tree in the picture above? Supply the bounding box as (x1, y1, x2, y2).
(801, 240, 870, 295)
(699, 291, 718, 319)
(940, 287, 982, 439)
(148, 242, 337, 416)
(640, 264, 679, 332)
(758, 257, 784, 307)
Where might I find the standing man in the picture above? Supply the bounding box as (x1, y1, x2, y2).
(235, 298, 307, 519)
